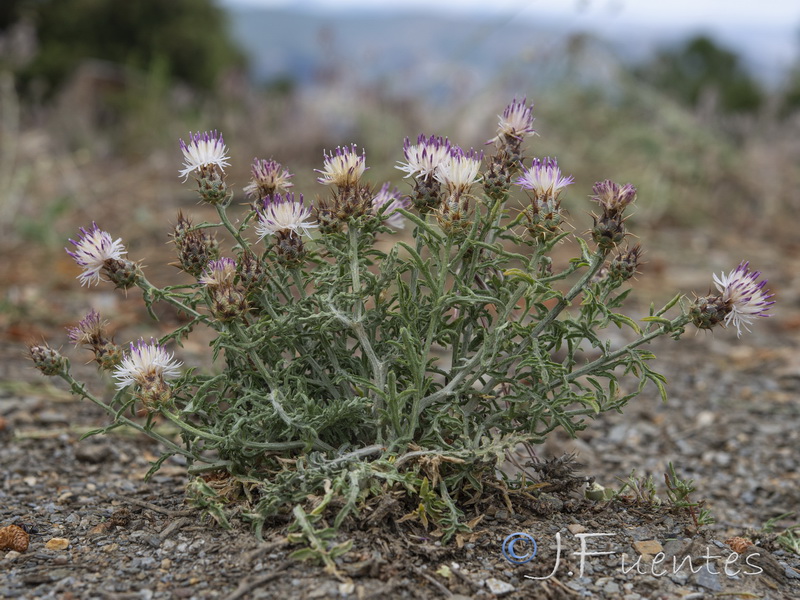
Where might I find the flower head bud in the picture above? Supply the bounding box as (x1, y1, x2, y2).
(179, 130, 230, 182)
(199, 257, 237, 288)
(237, 252, 267, 290)
(113, 339, 182, 410)
(195, 166, 230, 206)
(243, 158, 294, 202)
(103, 258, 140, 290)
(608, 245, 643, 282)
(435, 196, 473, 239)
(172, 213, 220, 277)
(316, 144, 367, 188)
(256, 193, 316, 239)
(589, 180, 636, 251)
(29, 343, 68, 376)
(274, 229, 307, 267)
(66, 223, 127, 287)
(591, 213, 626, 251)
(210, 285, 248, 321)
(524, 202, 564, 244)
(372, 183, 410, 229)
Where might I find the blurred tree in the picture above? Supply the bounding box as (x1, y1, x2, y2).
(634, 35, 763, 114)
(2, 0, 245, 94)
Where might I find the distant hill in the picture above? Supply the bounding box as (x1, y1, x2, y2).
(223, 7, 796, 96)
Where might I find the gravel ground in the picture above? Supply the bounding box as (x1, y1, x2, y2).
(2, 328, 800, 600)
(3, 228, 800, 599)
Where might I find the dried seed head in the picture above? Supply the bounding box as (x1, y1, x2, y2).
(0, 525, 30, 553)
(725, 537, 753, 554)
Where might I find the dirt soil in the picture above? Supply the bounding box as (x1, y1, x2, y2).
(3, 231, 800, 600)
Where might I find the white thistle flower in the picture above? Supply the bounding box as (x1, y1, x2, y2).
(434, 147, 483, 195)
(66, 223, 127, 287)
(713, 261, 774, 337)
(255, 193, 317, 238)
(113, 339, 182, 390)
(396, 135, 452, 179)
(487, 97, 536, 145)
(178, 130, 231, 181)
(514, 157, 574, 199)
(199, 257, 237, 288)
(316, 144, 366, 187)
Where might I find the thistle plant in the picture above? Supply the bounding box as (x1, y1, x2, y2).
(31, 98, 774, 549)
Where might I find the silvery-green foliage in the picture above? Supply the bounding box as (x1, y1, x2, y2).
(37, 101, 772, 549)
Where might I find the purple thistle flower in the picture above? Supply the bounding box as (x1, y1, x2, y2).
(487, 97, 536, 145)
(199, 257, 237, 288)
(372, 183, 411, 229)
(316, 144, 367, 187)
(66, 223, 127, 287)
(713, 261, 775, 337)
(515, 157, 574, 198)
(243, 158, 294, 199)
(396, 134, 453, 179)
(591, 180, 637, 215)
(255, 193, 317, 239)
(178, 130, 230, 181)
(67, 310, 105, 346)
(113, 338, 182, 390)
(434, 146, 484, 195)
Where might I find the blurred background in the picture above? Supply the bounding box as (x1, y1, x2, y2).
(2, 0, 800, 346)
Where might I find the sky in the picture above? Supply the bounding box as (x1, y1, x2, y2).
(218, 0, 800, 30)
(218, 0, 800, 84)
